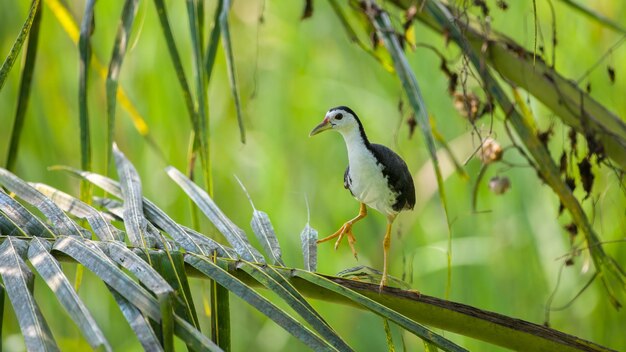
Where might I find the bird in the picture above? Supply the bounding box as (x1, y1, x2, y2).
(309, 106, 415, 291)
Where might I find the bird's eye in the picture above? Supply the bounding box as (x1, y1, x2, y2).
(335, 113, 343, 120)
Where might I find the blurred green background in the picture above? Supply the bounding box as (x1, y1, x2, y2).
(1, 0, 625, 351)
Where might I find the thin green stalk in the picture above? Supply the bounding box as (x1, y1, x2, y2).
(6, 0, 42, 171)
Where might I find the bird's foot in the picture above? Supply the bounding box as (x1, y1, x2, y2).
(317, 222, 359, 260)
(378, 275, 388, 293)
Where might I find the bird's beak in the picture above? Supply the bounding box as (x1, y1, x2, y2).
(309, 117, 332, 137)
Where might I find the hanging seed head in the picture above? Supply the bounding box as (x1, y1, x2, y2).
(478, 138, 503, 164)
(489, 176, 511, 194)
(453, 92, 481, 122)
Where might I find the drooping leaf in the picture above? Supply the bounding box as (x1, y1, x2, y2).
(108, 288, 164, 352)
(0, 168, 83, 237)
(0, 237, 58, 351)
(32, 183, 123, 241)
(105, 0, 140, 173)
(56, 167, 208, 254)
(113, 144, 154, 247)
(28, 238, 111, 351)
(0, 190, 54, 238)
(300, 198, 317, 272)
(185, 254, 336, 351)
(235, 176, 284, 265)
(239, 262, 353, 351)
(295, 270, 467, 352)
(166, 166, 265, 262)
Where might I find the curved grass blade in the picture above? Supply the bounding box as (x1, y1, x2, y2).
(0, 190, 55, 238)
(366, 4, 453, 297)
(106, 0, 140, 173)
(78, 0, 96, 185)
(53, 236, 161, 320)
(0, 168, 83, 237)
(235, 176, 284, 265)
(0, 237, 58, 351)
(239, 262, 353, 351)
(109, 288, 164, 352)
(185, 254, 337, 351)
(0, 0, 40, 91)
(295, 270, 468, 352)
(558, 0, 626, 34)
(5, 0, 42, 171)
(32, 183, 123, 241)
(300, 198, 317, 271)
(28, 238, 112, 351)
(204, 0, 223, 83)
(186, 0, 212, 195)
(0, 210, 25, 236)
(101, 242, 175, 351)
(180, 225, 238, 259)
(424, 0, 626, 308)
(55, 167, 207, 254)
(45, 0, 166, 163)
(152, 0, 196, 128)
(167, 166, 265, 262)
(218, 0, 245, 143)
(113, 144, 154, 248)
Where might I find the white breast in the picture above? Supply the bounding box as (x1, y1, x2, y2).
(343, 132, 397, 216)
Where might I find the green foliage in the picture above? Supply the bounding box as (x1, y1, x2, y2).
(0, 0, 625, 350)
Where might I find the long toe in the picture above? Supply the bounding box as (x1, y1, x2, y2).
(346, 231, 358, 260)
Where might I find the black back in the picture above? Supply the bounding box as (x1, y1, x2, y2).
(369, 144, 416, 211)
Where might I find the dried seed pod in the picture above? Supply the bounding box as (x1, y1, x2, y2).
(478, 138, 503, 164)
(488, 176, 511, 194)
(453, 92, 481, 122)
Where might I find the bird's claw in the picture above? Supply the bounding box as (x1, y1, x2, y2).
(318, 223, 358, 260)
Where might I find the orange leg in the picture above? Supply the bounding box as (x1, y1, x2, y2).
(317, 203, 367, 259)
(379, 215, 396, 292)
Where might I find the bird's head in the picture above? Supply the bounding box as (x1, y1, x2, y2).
(309, 106, 361, 137)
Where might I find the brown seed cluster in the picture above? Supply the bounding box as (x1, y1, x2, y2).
(478, 138, 503, 164)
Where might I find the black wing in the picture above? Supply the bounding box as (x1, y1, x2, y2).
(343, 166, 355, 196)
(369, 144, 415, 211)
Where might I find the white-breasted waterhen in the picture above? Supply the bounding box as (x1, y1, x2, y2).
(310, 106, 415, 290)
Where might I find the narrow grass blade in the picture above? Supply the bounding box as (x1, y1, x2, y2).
(235, 176, 284, 265)
(167, 166, 265, 262)
(45, 0, 166, 163)
(101, 242, 175, 351)
(204, 0, 223, 83)
(424, 0, 626, 307)
(186, 0, 212, 194)
(53, 236, 161, 320)
(55, 166, 207, 254)
(180, 225, 238, 259)
(218, 0, 245, 142)
(383, 319, 395, 351)
(152, 0, 196, 124)
(185, 254, 337, 351)
(0, 190, 55, 238)
(28, 238, 111, 351)
(295, 270, 468, 352)
(0, 0, 40, 91)
(148, 250, 198, 324)
(239, 262, 353, 351)
(6, 0, 42, 171)
(0, 237, 58, 351)
(32, 183, 123, 241)
(113, 144, 153, 247)
(78, 0, 96, 179)
(109, 288, 164, 352)
(366, 4, 453, 297)
(106, 0, 140, 173)
(0, 168, 83, 237)
(0, 210, 25, 236)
